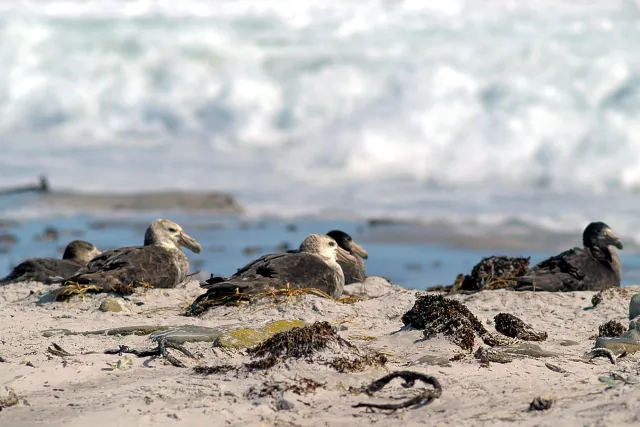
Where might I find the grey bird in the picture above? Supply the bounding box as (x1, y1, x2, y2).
(63, 219, 202, 292)
(190, 234, 347, 315)
(0, 240, 101, 285)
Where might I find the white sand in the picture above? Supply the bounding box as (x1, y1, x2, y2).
(1, 279, 639, 427)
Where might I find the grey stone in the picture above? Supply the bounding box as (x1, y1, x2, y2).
(99, 299, 122, 313)
(275, 398, 294, 411)
(629, 294, 640, 320)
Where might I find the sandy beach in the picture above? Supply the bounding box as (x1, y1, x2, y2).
(1, 277, 638, 426)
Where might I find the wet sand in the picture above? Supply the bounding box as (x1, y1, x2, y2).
(0, 279, 639, 426)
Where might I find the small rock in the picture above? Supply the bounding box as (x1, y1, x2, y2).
(275, 398, 294, 411)
(99, 299, 123, 313)
(630, 294, 640, 320)
(0, 233, 18, 245)
(216, 320, 306, 349)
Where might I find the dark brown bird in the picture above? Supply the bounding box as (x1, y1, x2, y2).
(511, 221, 623, 292)
(64, 219, 201, 292)
(0, 240, 101, 285)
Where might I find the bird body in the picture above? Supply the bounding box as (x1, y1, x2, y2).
(512, 222, 623, 292)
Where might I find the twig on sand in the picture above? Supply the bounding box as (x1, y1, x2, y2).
(586, 348, 616, 365)
(105, 337, 196, 368)
(47, 343, 73, 357)
(353, 371, 442, 412)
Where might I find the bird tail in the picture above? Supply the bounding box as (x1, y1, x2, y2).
(199, 275, 229, 289)
(186, 283, 250, 316)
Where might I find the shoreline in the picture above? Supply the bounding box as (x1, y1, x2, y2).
(0, 279, 638, 426)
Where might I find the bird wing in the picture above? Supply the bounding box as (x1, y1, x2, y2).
(1, 258, 82, 284)
(512, 247, 593, 291)
(67, 246, 182, 290)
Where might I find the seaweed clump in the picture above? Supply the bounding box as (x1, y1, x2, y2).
(248, 321, 352, 359)
(244, 321, 387, 372)
(494, 313, 548, 341)
(193, 365, 236, 375)
(402, 294, 488, 351)
(598, 320, 626, 338)
(462, 256, 530, 291)
(328, 353, 388, 373)
(429, 256, 530, 293)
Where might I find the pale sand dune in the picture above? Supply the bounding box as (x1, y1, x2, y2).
(0, 279, 639, 426)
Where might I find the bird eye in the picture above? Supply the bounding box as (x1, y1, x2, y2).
(168, 227, 178, 233)
(328, 241, 335, 247)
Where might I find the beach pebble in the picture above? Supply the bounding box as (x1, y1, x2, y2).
(629, 294, 640, 320)
(342, 276, 394, 298)
(275, 398, 294, 411)
(99, 299, 123, 313)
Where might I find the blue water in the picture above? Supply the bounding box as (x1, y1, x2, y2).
(2, 213, 639, 289)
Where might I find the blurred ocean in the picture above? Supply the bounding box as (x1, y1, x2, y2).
(2, 0, 640, 288)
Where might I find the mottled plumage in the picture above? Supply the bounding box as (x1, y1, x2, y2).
(193, 234, 346, 311)
(511, 222, 623, 292)
(284, 230, 369, 284)
(0, 240, 101, 285)
(64, 219, 201, 291)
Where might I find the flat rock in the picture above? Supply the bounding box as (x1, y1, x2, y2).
(150, 325, 223, 344)
(342, 276, 395, 298)
(630, 294, 640, 320)
(40, 191, 244, 214)
(595, 329, 640, 355)
(215, 320, 307, 349)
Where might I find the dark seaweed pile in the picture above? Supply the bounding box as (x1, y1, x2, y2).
(245, 321, 387, 372)
(247, 321, 353, 360)
(598, 320, 626, 338)
(462, 256, 530, 291)
(402, 294, 488, 351)
(494, 313, 548, 341)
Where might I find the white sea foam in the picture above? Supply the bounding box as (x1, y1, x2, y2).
(2, 0, 640, 239)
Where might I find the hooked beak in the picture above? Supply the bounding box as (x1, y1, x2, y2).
(336, 246, 354, 263)
(602, 229, 623, 250)
(607, 235, 624, 250)
(349, 241, 369, 259)
(178, 231, 202, 253)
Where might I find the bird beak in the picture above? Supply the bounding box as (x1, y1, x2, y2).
(336, 246, 353, 263)
(350, 241, 369, 259)
(603, 229, 623, 250)
(90, 248, 103, 258)
(178, 231, 202, 253)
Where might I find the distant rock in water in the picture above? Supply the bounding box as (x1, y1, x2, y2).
(39, 191, 244, 214)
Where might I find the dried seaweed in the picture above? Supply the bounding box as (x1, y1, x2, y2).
(430, 256, 530, 293)
(47, 343, 73, 357)
(286, 377, 325, 395)
(529, 396, 553, 411)
(247, 321, 352, 360)
(326, 353, 388, 373)
(403, 294, 487, 351)
(598, 320, 626, 338)
(0, 387, 20, 410)
(474, 346, 513, 366)
(494, 313, 548, 341)
(193, 365, 236, 375)
(353, 371, 442, 411)
(245, 378, 325, 400)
